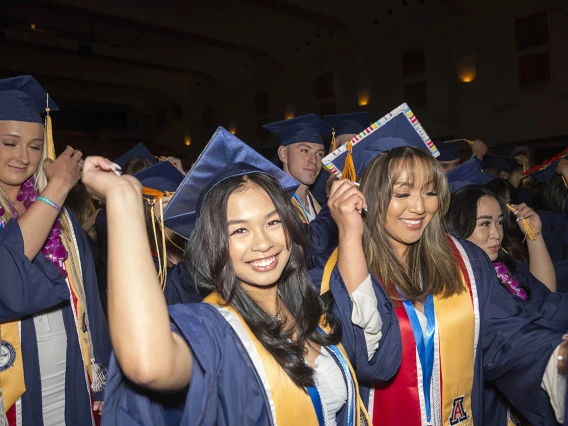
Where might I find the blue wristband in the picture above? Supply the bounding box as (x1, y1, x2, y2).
(36, 196, 61, 212)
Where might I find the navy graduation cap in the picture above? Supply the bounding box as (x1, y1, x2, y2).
(0, 75, 59, 124)
(483, 154, 520, 175)
(133, 161, 184, 194)
(114, 143, 158, 168)
(523, 149, 568, 183)
(163, 127, 300, 239)
(322, 103, 439, 180)
(263, 114, 332, 146)
(436, 141, 460, 162)
(323, 112, 370, 137)
(446, 156, 496, 193)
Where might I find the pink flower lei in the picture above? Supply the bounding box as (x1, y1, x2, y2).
(0, 177, 68, 278)
(493, 262, 527, 300)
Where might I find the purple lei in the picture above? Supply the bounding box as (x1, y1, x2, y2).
(493, 262, 527, 299)
(16, 177, 68, 278)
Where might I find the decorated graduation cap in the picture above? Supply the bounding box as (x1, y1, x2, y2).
(446, 156, 496, 193)
(263, 114, 332, 147)
(163, 127, 300, 240)
(114, 143, 158, 168)
(436, 141, 460, 162)
(322, 103, 439, 181)
(483, 154, 520, 175)
(522, 148, 568, 183)
(0, 75, 59, 160)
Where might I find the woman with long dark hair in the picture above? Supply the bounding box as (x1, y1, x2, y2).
(84, 128, 380, 426)
(446, 185, 556, 296)
(317, 112, 567, 426)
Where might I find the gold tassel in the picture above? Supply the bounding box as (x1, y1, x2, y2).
(45, 94, 56, 161)
(342, 141, 357, 182)
(443, 138, 474, 146)
(506, 204, 539, 241)
(329, 128, 337, 154)
(563, 176, 568, 189)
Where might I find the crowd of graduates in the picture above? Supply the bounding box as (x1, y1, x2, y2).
(0, 75, 567, 426)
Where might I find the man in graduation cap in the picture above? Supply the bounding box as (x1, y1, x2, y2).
(483, 154, 521, 180)
(308, 112, 370, 205)
(436, 139, 488, 173)
(264, 114, 338, 256)
(264, 114, 331, 224)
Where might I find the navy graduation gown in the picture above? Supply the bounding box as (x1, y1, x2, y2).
(310, 169, 330, 207)
(153, 259, 202, 305)
(537, 209, 568, 263)
(102, 304, 356, 426)
(0, 211, 111, 426)
(316, 238, 564, 426)
(306, 204, 338, 257)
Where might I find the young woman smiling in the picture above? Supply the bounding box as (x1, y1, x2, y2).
(87, 128, 378, 426)
(0, 76, 110, 426)
(319, 141, 566, 426)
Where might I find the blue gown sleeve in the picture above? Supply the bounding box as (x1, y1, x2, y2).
(327, 265, 402, 385)
(537, 209, 568, 263)
(0, 219, 70, 321)
(514, 260, 551, 300)
(306, 204, 338, 257)
(161, 260, 203, 305)
(462, 240, 565, 425)
(102, 304, 272, 426)
(67, 210, 112, 401)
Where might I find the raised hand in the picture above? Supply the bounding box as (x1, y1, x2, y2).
(81, 156, 139, 202)
(328, 179, 367, 240)
(43, 146, 83, 192)
(510, 203, 542, 236)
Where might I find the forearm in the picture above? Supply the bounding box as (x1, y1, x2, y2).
(527, 236, 557, 292)
(337, 231, 368, 295)
(106, 185, 191, 389)
(18, 179, 71, 260)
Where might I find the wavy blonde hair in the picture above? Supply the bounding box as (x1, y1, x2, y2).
(360, 146, 463, 303)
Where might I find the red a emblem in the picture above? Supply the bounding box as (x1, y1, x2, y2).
(449, 396, 468, 425)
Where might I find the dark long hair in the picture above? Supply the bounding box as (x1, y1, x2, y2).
(534, 174, 568, 213)
(360, 146, 463, 302)
(446, 185, 521, 274)
(186, 172, 341, 388)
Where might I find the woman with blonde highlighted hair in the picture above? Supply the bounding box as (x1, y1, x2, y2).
(0, 75, 110, 426)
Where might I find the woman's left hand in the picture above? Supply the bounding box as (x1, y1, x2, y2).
(510, 203, 542, 235)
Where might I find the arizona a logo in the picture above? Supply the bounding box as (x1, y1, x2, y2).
(449, 396, 469, 425)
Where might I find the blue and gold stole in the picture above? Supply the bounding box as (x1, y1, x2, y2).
(204, 292, 370, 426)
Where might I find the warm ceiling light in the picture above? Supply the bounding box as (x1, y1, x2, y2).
(285, 108, 295, 120)
(457, 54, 477, 83)
(184, 136, 191, 146)
(229, 122, 237, 135)
(358, 88, 371, 106)
(30, 24, 36, 30)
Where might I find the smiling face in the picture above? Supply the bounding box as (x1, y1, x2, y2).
(279, 142, 325, 186)
(227, 183, 290, 289)
(466, 195, 503, 261)
(0, 120, 44, 195)
(383, 161, 439, 258)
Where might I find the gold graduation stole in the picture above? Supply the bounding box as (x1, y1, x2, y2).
(321, 245, 476, 425)
(205, 292, 371, 426)
(291, 191, 321, 224)
(0, 321, 25, 412)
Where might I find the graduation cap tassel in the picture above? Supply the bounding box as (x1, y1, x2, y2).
(45, 94, 56, 161)
(158, 199, 168, 292)
(506, 204, 539, 241)
(341, 141, 357, 182)
(329, 128, 337, 154)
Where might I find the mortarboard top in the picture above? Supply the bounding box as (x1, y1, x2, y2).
(114, 143, 159, 168)
(323, 112, 370, 137)
(436, 141, 460, 162)
(163, 127, 300, 240)
(522, 149, 568, 183)
(0, 75, 59, 124)
(133, 161, 184, 194)
(482, 154, 520, 175)
(263, 114, 332, 147)
(446, 156, 496, 193)
(322, 103, 439, 180)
